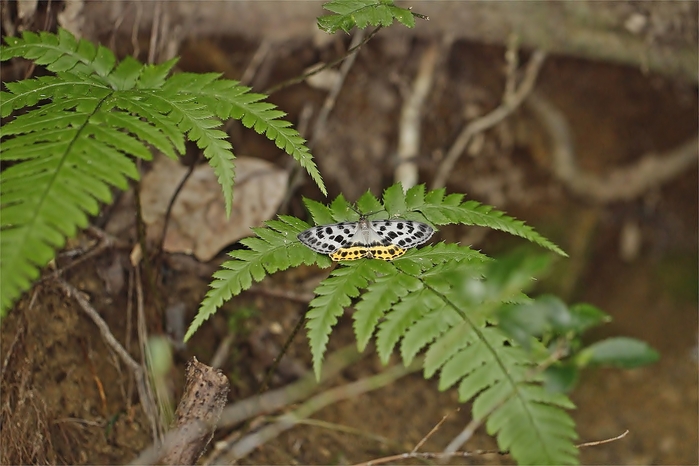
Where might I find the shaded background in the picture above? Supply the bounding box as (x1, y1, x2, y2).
(1, 1, 697, 464)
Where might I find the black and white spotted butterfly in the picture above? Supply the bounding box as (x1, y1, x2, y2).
(297, 217, 434, 261)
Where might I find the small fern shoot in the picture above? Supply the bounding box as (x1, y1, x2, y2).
(0, 29, 325, 315)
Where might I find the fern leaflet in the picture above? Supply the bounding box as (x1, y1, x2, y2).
(318, 0, 417, 34)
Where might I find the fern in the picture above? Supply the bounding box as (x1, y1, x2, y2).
(191, 182, 583, 464)
(317, 0, 417, 34)
(0, 29, 326, 315)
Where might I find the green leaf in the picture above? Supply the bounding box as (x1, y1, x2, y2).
(355, 190, 383, 216)
(318, 0, 418, 34)
(383, 182, 407, 216)
(543, 364, 580, 393)
(303, 198, 337, 226)
(307, 261, 376, 377)
(578, 337, 659, 369)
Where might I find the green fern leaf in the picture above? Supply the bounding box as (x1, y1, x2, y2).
(352, 267, 419, 351)
(194, 80, 326, 196)
(318, 0, 416, 34)
(112, 95, 185, 156)
(353, 190, 383, 216)
(303, 197, 340, 225)
(400, 303, 459, 365)
(107, 56, 144, 90)
(479, 381, 577, 464)
(405, 183, 426, 209)
(184, 216, 319, 341)
(137, 58, 179, 89)
(376, 287, 444, 364)
(306, 260, 376, 377)
(382, 183, 408, 215)
(420, 196, 566, 256)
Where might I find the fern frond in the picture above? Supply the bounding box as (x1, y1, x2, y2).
(352, 269, 420, 351)
(170, 76, 326, 197)
(1, 29, 325, 314)
(185, 181, 578, 463)
(416, 259, 578, 465)
(318, 0, 417, 34)
(419, 192, 567, 256)
(184, 216, 320, 341)
(0, 28, 116, 77)
(478, 380, 577, 465)
(306, 260, 380, 376)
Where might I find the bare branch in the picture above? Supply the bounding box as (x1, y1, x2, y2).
(432, 49, 547, 190)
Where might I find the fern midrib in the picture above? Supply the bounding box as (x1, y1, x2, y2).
(411, 271, 555, 457)
(8, 93, 112, 266)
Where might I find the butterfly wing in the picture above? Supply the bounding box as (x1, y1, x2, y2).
(369, 220, 434, 249)
(297, 222, 359, 254)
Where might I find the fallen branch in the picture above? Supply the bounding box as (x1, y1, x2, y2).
(130, 358, 230, 465)
(353, 429, 630, 466)
(526, 90, 699, 203)
(206, 357, 422, 464)
(432, 49, 547, 190)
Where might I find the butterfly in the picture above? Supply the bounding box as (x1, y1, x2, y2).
(297, 217, 434, 261)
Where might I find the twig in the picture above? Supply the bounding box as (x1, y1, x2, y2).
(278, 103, 314, 214)
(125, 268, 135, 410)
(432, 49, 547, 189)
(295, 418, 395, 446)
(395, 40, 439, 189)
(309, 29, 366, 150)
(131, 358, 230, 465)
(156, 154, 200, 258)
(131, 1, 143, 59)
(146, 0, 161, 65)
(411, 409, 456, 454)
(209, 358, 423, 464)
(254, 311, 306, 396)
(354, 448, 495, 466)
(264, 26, 381, 95)
(283, 30, 366, 211)
(80, 339, 108, 416)
(55, 279, 159, 441)
(132, 180, 161, 312)
(1, 311, 26, 379)
(40, 226, 127, 283)
(355, 429, 630, 466)
(241, 39, 272, 86)
(577, 429, 629, 448)
(526, 90, 699, 203)
(209, 333, 235, 370)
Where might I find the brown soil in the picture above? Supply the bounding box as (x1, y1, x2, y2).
(1, 26, 697, 466)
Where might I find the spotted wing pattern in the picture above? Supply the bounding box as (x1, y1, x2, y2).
(297, 222, 359, 254)
(298, 218, 434, 261)
(330, 245, 406, 261)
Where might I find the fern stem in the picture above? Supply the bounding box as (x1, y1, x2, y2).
(156, 154, 200, 258)
(133, 181, 163, 329)
(263, 26, 382, 95)
(255, 311, 307, 396)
